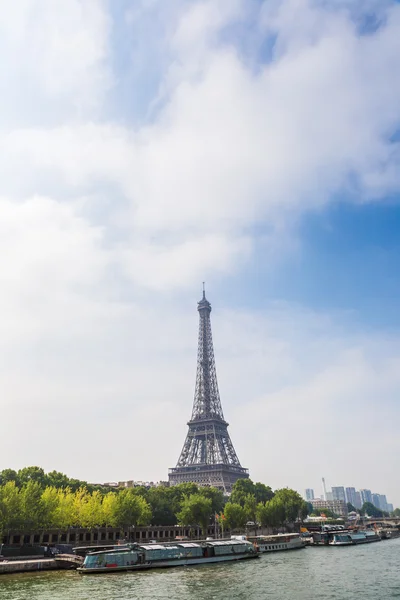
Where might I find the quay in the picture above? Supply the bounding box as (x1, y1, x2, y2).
(0, 554, 82, 575)
(0, 558, 59, 575)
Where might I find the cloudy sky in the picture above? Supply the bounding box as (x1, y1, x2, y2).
(1, 0, 400, 507)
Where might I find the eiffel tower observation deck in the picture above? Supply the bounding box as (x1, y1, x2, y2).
(169, 287, 249, 493)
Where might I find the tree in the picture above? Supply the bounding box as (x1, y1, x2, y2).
(177, 494, 213, 535)
(198, 487, 225, 515)
(361, 502, 383, 518)
(257, 501, 277, 528)
(393, 508, 400, 517)
(41, 486, 61, 528)
(0, 469, 20, 487)
(254, 483, 274, 504)
(224, 503, 246, 531)
(20, 481, 45, 530)
(18, 466, 47, 487)
(273, 488, 304, 523)
(114, 489, 152, 529)
(311, 508, 336, 519)
(46, 471, 71, 489)
(0, 481, 22, 530)
(103, 492, 120, 527)
(347, 502, 357, 513)
(80, 491, 104, 528)
(230, 479, 255, 507)
(147, 487, 176, 526)
(265, 497, 286, 527)
(244, 494, 259, 534)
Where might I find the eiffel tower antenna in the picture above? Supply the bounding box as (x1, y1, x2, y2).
(168, 288, 249, 493)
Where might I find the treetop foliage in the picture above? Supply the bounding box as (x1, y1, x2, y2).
(0, 469, 309, 535)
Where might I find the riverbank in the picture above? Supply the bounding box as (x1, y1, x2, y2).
(0, 558, 58, 575)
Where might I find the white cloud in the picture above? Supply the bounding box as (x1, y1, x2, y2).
(0, 0, 399, 506)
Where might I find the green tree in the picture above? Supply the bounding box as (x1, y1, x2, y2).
(254, 483, 274, 504)
(230, 479, 255, 507)
(103, 492, 120, 527)
(0, 469, 20, 487)
(198, 487, 225, 515)
(273, 488, 304, 523)
(177, 494, 213, 535)
(347, 502, 357, 513)
(361, 502, 383, 518)
(224, 503, 246, 531)
(46, 471, 71, 489)
(20, 480, 45, 530)
(0, 481, 22, 530)
(80, 490, 104, 528)
(257, 501, 274, 528)
(264, 497, 286, 527)
(56, 488, 76, 528)
(244, 494, 259, 534)
(18, 466, 47, 487)
(114, 489, 152, 528)
(393, 508, 400, 517)
(41, 486, 61, 528)
(311, 508, 337, 519)
(147, 487, 176, 526)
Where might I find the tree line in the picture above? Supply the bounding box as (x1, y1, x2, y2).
(0, 467, 308, 535)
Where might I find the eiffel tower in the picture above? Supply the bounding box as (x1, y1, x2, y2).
(169, 287, 249, 493)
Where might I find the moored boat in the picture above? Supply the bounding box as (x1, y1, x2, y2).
(329, 534, 353, 546)
(246, 533, 306, 553)
(77, 539, 258, 574)
(329, 530, 381, 546)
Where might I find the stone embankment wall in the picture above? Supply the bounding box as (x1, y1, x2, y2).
(2, 524, 218, 548)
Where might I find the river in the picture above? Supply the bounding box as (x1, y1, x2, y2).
(1, 538, 399, 600)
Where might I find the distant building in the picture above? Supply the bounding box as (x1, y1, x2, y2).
(360, 489, 372, 505)
(387, 503, 394, 514)
(305, 489, 315, 501)
(354, 491, 362, 509)
(311, 499, 348, 517)
(345, 487, 357, 507)
(372, 493, 381, 510)
(332, 487, 346, 503)
(378, 494, 388, 512)
(326, 491, 333, 501)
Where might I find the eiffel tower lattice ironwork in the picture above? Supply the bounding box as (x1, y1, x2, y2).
(168, 287, 249, 493)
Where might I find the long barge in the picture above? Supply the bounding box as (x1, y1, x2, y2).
(77, 539, 258, 574)
(246, 533, 306, 553)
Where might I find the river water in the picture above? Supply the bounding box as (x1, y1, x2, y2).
(1, 538, 399, 600)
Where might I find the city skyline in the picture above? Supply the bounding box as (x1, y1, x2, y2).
(1, 1, 400, 508)
(304, 485, 394, 513)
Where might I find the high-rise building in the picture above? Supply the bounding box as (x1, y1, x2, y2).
(168, 289, 249, 493)
(332, 486, 346, 503)
(360, 489, 372, 505)
(345, 487, 357, 507)
(372, 493, 381, 510)
(387, 503, 394, 514)
(305, 489, 315, 502)
(378, 495, 388, 512)
(326, 491, 333, 501)
(354, 491, 362, 509)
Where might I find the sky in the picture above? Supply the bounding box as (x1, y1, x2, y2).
(1, 0, 400, 507)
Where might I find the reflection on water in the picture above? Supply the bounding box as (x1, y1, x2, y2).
(1, 538, 400, 600)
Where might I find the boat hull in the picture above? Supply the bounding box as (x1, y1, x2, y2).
(257, 541, 305, 553)
(77, 552, 258, 574)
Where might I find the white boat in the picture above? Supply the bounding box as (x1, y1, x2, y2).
(329, 534, 353, 546)
(329, 531, 381, 546)
(77, 540, 259, 574)
(246, 533, 306, 553)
